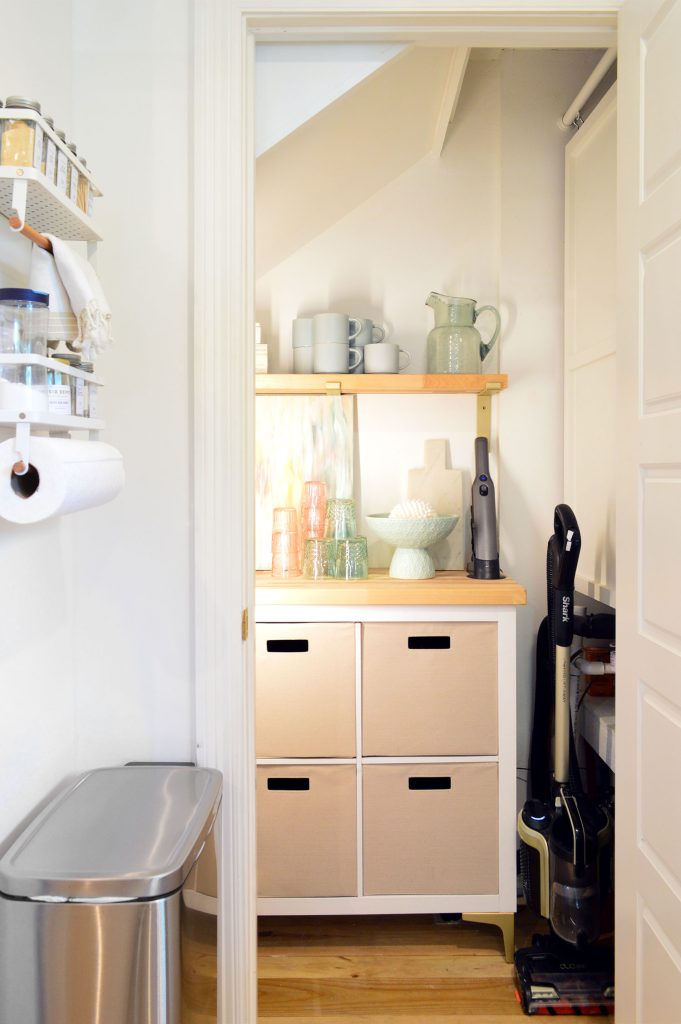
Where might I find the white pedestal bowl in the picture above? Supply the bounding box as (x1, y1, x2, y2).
(367, 513, 458, 579)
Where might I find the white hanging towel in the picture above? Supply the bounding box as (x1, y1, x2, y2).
(29, 244, 78, 345)
(44, 234, 113, 360)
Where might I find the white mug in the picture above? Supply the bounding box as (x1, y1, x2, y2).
(313, 343, 363, 373)
(355, 318, 386, 347)
(363, 342, 411, 374)
(293, 347, 313, 373)
(313, 312, 362, 345)
(292, 317, 314, 348)
(352, 318, 387, 374)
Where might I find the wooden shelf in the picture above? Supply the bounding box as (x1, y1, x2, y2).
(255, 373, 507, 396)
(256, 569, 526, 607)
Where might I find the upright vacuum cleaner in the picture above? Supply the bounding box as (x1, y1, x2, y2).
(515, 505, 615, 1016)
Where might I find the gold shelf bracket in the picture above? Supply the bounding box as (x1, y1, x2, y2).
(476, 382, 501, 439)
(324, 381, 342, 397)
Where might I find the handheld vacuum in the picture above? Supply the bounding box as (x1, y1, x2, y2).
(515, 505, 614, 1016)
(470, 436, 501, 579)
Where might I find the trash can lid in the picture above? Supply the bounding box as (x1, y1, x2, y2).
(0, 766, 222, 902)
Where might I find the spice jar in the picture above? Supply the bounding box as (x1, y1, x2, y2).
(77, 158, 90, 214)
(56, 352, 85, 414)
(47, 357, 74, 415)
(79, 360, 95, 417)
(55, 130, 68, 195)
(42, 116, 57, 183)
(1, 97, 43, 169)
(66, 142, 79, 204)
(0, 288, 49, 355)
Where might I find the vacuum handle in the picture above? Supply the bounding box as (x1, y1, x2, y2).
(552, 505, 581, 592)
(550, 504, 581, 647)
(474, 436, 490, 477)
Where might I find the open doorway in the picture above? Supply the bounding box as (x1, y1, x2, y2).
(192, 7, 618, 1021)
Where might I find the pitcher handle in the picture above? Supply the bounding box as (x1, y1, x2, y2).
(475, 305, 501, 363)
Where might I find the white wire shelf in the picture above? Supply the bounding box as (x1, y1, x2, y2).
(0, 167, 102, 242)
(0, 410, 104, 431)
(0, 353, 103, 384)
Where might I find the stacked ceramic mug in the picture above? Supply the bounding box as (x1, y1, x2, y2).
(292, 313, 391, 374)
(271, 507, 301, 577)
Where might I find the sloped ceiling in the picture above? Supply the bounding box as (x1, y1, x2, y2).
(256, 46, 469, 277)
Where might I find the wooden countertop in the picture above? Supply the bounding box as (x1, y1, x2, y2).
(256, 569, 526, 606)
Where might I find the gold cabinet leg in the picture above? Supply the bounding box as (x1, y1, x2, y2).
(462, 912, 515, 964)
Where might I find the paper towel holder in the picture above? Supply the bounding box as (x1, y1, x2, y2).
(12, 422, 30, 477)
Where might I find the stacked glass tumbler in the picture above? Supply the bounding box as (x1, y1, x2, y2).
(301, 480, 333, 579)
(324, 498, 368, 580)
(271, 507, 301, 577)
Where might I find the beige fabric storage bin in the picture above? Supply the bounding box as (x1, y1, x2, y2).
(363, 762, 498, 895)
(362, 621, 498, 755)
(256, 622, 356, 757)
(257, 765, 357, 897)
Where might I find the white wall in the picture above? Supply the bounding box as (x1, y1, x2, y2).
(0, 0, 193, 843)
(256, 49, 602, 804)
(0, 0, 79, 841)
(255, 43, 405, 156)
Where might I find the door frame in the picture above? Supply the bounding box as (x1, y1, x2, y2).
(192, 3, 620, 1020)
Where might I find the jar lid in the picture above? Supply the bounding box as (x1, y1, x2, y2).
(66, 142, 77, 154)
(0, 288, 49, 306)
(55, 130, 66, 141)
(44, 116, 54, 129)
(5, 96, 41, 113)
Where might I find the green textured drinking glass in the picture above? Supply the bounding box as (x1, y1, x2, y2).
(324, 498, 356, 540)
(335, 536, 369, 580)
(303, 538, 336, 579)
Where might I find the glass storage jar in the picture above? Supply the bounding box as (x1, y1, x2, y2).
(47, 357, 74, 415)
(77, 158, 90, 214)
(0, 289, 49, 355)
(79, 360, 94, 417)
(1, 97, 43, 169)
(55, 130, 68, 194)
(66, 142, 78, 204)
(0, 362, 48, 413)
(42, 115, 57, 183)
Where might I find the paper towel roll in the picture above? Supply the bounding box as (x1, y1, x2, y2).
(0, 437, 124, 524)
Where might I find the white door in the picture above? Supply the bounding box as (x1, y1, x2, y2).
(617, 1, 681, 1021)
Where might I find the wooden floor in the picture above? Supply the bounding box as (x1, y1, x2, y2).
(257, 910, 613, 1022)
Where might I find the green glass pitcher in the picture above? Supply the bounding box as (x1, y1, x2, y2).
(426, 293, 501, 374)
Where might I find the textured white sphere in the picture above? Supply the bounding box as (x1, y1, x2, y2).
(389, 499, 437, 520)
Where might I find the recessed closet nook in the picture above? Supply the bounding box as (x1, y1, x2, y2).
(251, 34, 616, 1010)
(14, 0, 681, 1020)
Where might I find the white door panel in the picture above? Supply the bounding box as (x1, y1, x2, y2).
(643, 1, 681, 193)
(617, 0, 681, 1020)
(641, 473, 681, 644)
(640, 686, 681, 886)
(639, 908, 681, 1024)
(642, 233, 681, 406)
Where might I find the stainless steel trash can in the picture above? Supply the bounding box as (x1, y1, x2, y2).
(0, 765, 221, 1024)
